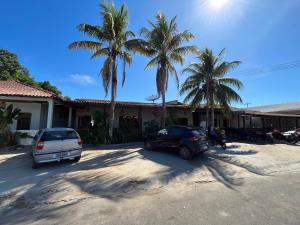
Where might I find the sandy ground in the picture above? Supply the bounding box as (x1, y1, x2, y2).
(0, 142, 300, 224)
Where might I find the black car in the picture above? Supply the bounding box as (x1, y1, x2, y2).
(144, 126, 209, 160)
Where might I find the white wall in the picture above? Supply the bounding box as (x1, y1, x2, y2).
(7, 102, 42, 131)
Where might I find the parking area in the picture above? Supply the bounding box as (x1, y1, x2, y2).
(1, 142, 300, 224)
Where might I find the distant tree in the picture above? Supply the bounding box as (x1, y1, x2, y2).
(0, 49, 35, 85)
(127, 13, 198, 128)
(0, 49, 63, 96)
(180, 48, 243, 130)
(63, 96, 71, 101)
(69, 1, 139, 142)
(38, 81, 62, 96)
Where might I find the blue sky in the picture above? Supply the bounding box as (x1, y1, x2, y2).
(0, 0, 299, 107)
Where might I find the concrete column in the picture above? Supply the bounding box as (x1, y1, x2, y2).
(68, 107, 72, 127)
(46, 99, 54, 128)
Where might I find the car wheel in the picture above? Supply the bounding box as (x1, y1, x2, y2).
(73, 156, 81, 162)
(179, 146, 193, 160)
(144, 140, 153, 150)
(32, 160, 41, 169)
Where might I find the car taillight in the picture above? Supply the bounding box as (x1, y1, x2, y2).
(78, 139, 83, 145)
(189, 136, 200, 142)
(36, 141, 44, 150)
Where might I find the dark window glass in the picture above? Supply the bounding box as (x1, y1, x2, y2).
(168, 128, 183, 136)
(190, 130, 204, 136)
(177, 118, 188, 126)
(78, 116, 92, 129)
(34, 130, 42, 141)
(64, 130, 78, 139)
(41, 131, 65, 141)
(40, 130, 78, 141)
(17, 113, 31, 130)
(119, 116, 139, 129)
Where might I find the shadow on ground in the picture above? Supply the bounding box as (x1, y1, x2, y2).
(0, 142, 266, 224)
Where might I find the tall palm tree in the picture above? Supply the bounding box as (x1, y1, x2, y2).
(69, 2, 136, 142)
(127, 13, 198, 128)
(180, 48, 243, 130)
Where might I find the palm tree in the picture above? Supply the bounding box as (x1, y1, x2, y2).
(180, 48, 243, 130)
(69, 2, 136, 142)
(127, 13, 198, 128)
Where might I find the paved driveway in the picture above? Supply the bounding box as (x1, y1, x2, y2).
(1, 142, 300, 224)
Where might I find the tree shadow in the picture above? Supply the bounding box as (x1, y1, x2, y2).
(0, 142, 266, 224)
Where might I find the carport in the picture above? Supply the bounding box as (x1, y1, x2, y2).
(240, 110, 300, 131)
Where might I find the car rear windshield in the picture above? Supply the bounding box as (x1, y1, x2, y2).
(40, 130, 78, 141)
(190, 129, 205, 136)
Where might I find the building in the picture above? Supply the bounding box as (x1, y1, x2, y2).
(1, 80, 300, 144)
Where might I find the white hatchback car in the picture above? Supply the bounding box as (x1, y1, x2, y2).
(32, 128, 83, 168)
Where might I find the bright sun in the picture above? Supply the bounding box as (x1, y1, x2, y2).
(210, 0, 229, 8)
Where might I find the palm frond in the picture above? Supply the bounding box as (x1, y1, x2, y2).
(90, 47, 110, 59)
(77, 24, 104, 40)
(100, 57, 112, 96)
(68, 41, 102, 51)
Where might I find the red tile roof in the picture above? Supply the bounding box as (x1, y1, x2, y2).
(0, 80, 56, 98)
(74, 99, 191, 108)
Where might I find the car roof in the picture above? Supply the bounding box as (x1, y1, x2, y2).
(42, 128, 75, 132)
(166, 125, 192, 130)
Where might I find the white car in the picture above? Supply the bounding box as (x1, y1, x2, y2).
(32, 128, 83, 169)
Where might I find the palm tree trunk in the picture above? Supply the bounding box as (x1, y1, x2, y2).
(206, 81, 210, 130)
(161, 89, 166, 128)
(108, 59, 117, 143)
(211, 96, 215, 131)
(198, 106, 201, 127)
(206, 100, 209, 130)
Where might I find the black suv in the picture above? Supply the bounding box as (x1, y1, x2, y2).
(144, 126, 209, 160)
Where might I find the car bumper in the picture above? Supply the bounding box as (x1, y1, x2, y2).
(33, 149, 82, 163)
(190, 142, 209, 154)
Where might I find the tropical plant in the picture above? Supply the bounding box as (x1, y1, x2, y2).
(126, 13, 198, 128)
(69, 1, 137, 142)
(0, 104, 21, 147)
(0, 104, 21, 131)
(180, 48, 243, 130)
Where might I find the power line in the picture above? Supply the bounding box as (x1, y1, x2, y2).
(232, 60, 300, 77)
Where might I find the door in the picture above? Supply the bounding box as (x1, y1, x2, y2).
(153, 128, 170, 148)
(166, 127, 183, 148)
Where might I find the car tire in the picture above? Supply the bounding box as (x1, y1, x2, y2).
(179, 146, 193, 160)
(144, 140, 153, 150)
(73, 156, 81, 162)
(32, 160, 41, 169)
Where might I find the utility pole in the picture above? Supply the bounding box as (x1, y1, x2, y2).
(244, 103, 251, 108)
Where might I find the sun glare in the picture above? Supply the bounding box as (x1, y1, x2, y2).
(210, 0, 229, 8)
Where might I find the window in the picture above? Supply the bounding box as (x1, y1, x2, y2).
(78, 116, 92, 129)
(40, 130, 79, 141)
(168, 128, 183, 136)
(119, 116, 139, 129)
(17, 113, 31, 130)
(64, 130, 79, 139)
(40, 131, 65, 141)
(177, 118, 188, 126)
